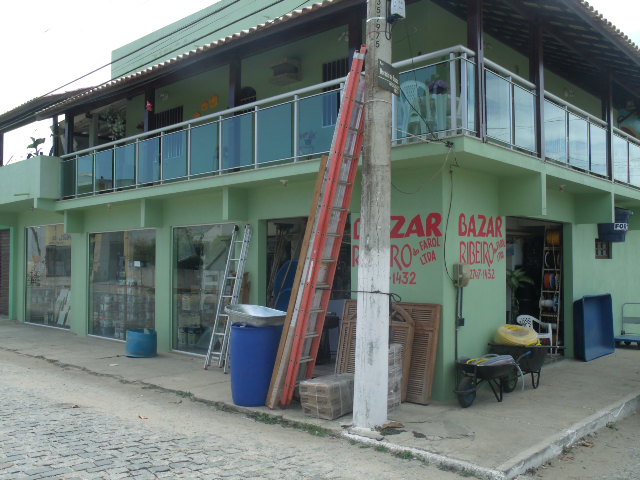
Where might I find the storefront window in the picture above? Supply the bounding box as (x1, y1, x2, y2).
(25, 225, 72, 328)
(173, 224, 236, 353)
(89, 230, 156, 339)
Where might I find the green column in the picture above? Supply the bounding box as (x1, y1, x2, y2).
(70, 233, 88, 335)
(155, 226, 172, 351)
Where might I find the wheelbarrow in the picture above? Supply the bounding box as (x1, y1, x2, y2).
(488, 343, 548, 389)
(454, 355, 518, 408)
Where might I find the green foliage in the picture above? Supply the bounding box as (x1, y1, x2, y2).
(101, 108, 126, 140)
(507, 267, 534, 317)
(392, 450, 415, 460)
(506, 267, 534, 291)
(26, 137, 45, 158)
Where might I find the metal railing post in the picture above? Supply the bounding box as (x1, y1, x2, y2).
(449, 53, 458, 133)
(391, 94, 397, 143)
(461, 53, 468, 133)
(218, 117, 223, 173)
(564, 106, 569, 164)
(254, 106, 259, 169)
(293, 95, 299, 161)
(113, 148, 118, 191)
(159, 132, 164, 182)
(135, 138, 140, 187)
(187, 126, 192, 178)
(508, 75, 515, 148)
(74, 156, 79, 197)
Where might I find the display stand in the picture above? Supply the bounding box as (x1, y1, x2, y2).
(539, 227, 562, 352)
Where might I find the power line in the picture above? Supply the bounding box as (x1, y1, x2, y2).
(3, 0, 312, 133)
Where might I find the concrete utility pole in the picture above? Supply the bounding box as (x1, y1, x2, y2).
(353, 0, 393, 430)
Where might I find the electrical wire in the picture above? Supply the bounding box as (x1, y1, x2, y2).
(397, 20, 449, 145)
(2, 0, 313, 133)
(442, 155, 460, 284)
(391, 143, 453, 195)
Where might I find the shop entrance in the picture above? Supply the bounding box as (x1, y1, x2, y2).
(506, 217, 564, 356)
(265, 216, 351, 367)
(0, 229, 9, 316)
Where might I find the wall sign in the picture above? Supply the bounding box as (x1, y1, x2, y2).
(351, 212, 505, 284)
(458, 213, 505, 280)
(377, 59, 400, 96)
(352, 213, 443, 285)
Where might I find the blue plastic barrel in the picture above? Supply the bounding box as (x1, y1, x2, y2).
(126, 329, 157, 358)
(230, 324, 283, 406)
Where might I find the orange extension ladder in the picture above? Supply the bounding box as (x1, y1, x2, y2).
(266, 45, 367, 408)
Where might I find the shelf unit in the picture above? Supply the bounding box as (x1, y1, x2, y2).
(92, 282, 155, 339)
(539, 227, 562, 350)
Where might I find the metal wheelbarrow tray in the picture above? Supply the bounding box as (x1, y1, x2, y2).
(454, 357, 517, 408)
(488, 343, 547, 389)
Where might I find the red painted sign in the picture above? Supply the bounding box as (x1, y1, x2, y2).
(351, 212, 505, 285)
(352, 214, 443, 285)
(458, 213, 505, 280)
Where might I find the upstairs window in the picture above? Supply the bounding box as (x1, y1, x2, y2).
(154, 106, 184, 129)
(322, 57, 349, 127)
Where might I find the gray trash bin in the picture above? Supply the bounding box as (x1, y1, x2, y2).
(224, 304, 286, 327)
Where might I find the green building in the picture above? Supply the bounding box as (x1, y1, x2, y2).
(0, 0, 639, 402)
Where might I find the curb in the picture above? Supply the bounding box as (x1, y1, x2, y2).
(498, 391, 640, 479)
(342, 391, 640, 480)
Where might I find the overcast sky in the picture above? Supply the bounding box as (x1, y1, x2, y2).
(0, 0, 638, 163)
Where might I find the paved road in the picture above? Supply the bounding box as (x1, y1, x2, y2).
(3, 348, 639, 480)
(518, 411, 640, 480)
(0, 350, 461, 480)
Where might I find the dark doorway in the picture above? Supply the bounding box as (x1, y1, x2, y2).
(0, 229, 10, 315)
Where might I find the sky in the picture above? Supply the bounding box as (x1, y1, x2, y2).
(0, 0, 639, 163)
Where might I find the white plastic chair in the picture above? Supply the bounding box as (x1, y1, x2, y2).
(516, 314, 554, 349)
(399, 80, 432, 140)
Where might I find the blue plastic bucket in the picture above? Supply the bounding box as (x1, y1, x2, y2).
(126, 329, 157, 358)
(230, 324, 283, 406)
(597, 208, 633, 242)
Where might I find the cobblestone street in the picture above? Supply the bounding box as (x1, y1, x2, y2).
(0, 350, 458, 480)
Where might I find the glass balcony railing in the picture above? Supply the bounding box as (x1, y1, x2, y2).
(59, 45, 640, 199)
(60, 46, 476, 199)
(542, 94, 640, 186)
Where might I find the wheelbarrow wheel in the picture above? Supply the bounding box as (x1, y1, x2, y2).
(456, 376, 476, 408)
(501, 369, 518, 393)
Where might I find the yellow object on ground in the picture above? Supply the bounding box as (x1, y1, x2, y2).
(494, 324, 539, 346)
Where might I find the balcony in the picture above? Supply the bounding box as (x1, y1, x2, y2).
(0, 155, 60, 210)
(59, 45, 640, 200)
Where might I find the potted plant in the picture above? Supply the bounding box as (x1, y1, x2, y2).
(26, 137, 45, 158)
(506, 267, 534, 322)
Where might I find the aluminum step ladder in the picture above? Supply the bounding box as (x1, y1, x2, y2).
(204, 224, 252, 370)
(266, 45, 367, 408)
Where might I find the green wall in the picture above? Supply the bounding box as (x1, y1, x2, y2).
(570, 226, 640, 345)
(5, 148, 640, 402)
(243, 26, 349, 100)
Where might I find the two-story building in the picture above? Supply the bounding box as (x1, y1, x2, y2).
(1, 0, 639, 402)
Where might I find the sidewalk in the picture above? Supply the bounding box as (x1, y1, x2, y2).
(1, 318, 639, 480)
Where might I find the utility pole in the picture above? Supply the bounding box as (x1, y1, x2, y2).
(353, 0, 396, 430)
